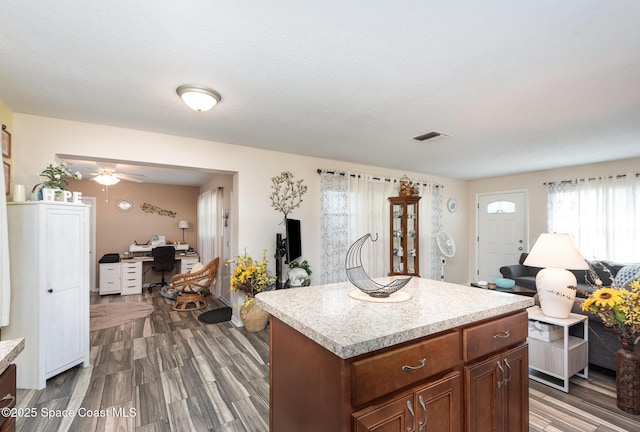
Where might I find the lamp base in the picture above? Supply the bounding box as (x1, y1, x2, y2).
(536, 268, 577, 319)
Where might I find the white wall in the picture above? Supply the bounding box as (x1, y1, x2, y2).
(12, 114, 470, 284)
(467, 156, 640, 282)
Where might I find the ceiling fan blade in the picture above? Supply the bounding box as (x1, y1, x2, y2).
(116, 173, 145, 183)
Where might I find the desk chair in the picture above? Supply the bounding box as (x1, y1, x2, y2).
(149, 246, 176, 291)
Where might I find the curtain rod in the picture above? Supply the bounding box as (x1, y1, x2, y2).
(317, 169, 444, 188)
(544, 172, 640, 186)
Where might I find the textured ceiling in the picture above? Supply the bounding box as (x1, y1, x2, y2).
(1, 1, 639, 182)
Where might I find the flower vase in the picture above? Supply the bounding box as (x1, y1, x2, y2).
(240, 301, 270, 332)
(616, 339, 640, 415)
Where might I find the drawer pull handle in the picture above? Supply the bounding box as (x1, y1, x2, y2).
(496, 361, 505, 388)
(0, 393, 15, 409)
(493, 330, 510, 340)
(418, 395, 427, 431)
(407, 400, 416, 432)
(402, 358, 427, 372)
(503, 358, 512, 385)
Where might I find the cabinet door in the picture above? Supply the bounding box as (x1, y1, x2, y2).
(464, 354, 502, 432)
(44, 206, 88, 376)
(389, 196, 420, 276)
(404, 200, 419, 276)
(464, 344, 528, 432)
(503, 344, 528, 432)
(390, 201, 405, 275)
(415, 371, 462, 432)
(353, 393, 413, 432)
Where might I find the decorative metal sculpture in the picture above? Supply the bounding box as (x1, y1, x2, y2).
(345, 234, 412, 298)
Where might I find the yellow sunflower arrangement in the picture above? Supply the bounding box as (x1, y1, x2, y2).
(227, 250, 276, 305)
(581, 278, 640, 345)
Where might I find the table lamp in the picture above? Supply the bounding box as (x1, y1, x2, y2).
(524, 233, 589, 318)
(178, 220, 189, 243)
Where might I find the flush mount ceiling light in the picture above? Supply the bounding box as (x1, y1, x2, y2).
(176, 85, 221, 112)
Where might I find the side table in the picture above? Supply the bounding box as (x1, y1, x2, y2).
(527, 306, 589, 392)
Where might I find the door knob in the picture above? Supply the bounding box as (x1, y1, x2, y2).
(47, 289, 53, 293)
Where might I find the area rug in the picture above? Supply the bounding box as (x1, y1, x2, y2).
(198, 307, 232, 324)
(90, 302, 154, 331)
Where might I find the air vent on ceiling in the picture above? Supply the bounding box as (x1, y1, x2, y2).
(413, 131, 449, 141)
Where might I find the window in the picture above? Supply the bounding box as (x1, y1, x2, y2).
(547, 174, 640, 262)
(487, 201, 516, 214)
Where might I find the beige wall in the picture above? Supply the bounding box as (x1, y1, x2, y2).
(467, 157, 640, 282)
(68, 178, 199, 263)
(11, 114, 470, 286)
(8, 111, 637, 289)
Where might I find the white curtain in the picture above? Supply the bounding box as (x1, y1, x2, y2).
(547, 174, 640, 262)
(319, 170, 440, 284)
(0, 163, 11, 326)
(197, 188, 223, 294)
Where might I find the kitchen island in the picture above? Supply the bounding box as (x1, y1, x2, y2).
(256, 277, 535, 432)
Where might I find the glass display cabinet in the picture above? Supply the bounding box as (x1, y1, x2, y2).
(388, 195, 421, 276)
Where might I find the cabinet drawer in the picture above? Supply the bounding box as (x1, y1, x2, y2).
(100, 265, 120, 275)
(180, 258, 199, 273)
(100, 273, 120, 284)
(463, 311, 528, 362)
(121, 262, 142, 275)
(352, 331, 460, 407)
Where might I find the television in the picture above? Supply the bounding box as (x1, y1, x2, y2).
(285, 218, 302, 263)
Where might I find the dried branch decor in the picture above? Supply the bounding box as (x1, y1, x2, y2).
(269, 171, 308, 222)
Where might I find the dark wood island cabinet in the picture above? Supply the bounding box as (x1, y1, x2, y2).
(257, 278, 534, 432)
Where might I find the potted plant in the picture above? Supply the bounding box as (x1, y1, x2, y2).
(32, 161, 82, 200)
(580, 277, 640, 414)
(287, 260, 312, 287)
(227, 250, 276, 332)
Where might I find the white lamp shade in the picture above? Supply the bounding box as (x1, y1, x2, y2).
(176, 85, 221, 112)
(178, 220, 189, 229)
(523, 233, 588, 270)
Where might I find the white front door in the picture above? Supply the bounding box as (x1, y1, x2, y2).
(477, 191, 528, 282)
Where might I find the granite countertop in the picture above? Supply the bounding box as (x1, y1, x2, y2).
(0, 338, 25, 374)
(256, 278, 535, 359)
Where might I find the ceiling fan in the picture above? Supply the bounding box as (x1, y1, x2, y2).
(86, 163, 145, 185)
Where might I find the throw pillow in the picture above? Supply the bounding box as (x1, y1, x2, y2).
(190, 262, 204, 274)
(615, 265, 640, 288)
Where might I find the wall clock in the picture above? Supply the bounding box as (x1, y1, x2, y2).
(447, 198, 457, 213)
(117, 199, 132, 212)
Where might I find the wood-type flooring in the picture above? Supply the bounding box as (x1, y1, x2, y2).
(13, 291, 640, 431)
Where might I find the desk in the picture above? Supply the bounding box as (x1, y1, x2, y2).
(99, 255, 199, 295)
(129, 243, 190, 255)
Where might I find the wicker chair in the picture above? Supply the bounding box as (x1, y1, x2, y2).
(171, 257, 219, 311)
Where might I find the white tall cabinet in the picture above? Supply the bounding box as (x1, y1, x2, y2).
(5, 201, 90, 389)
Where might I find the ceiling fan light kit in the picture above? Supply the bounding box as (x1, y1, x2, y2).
(93, 173, 120, 186)
(176, 85, 221, 112)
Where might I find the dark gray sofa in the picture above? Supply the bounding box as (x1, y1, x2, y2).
(498, 253, 625, 293)
(500, 253, 640, 372)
